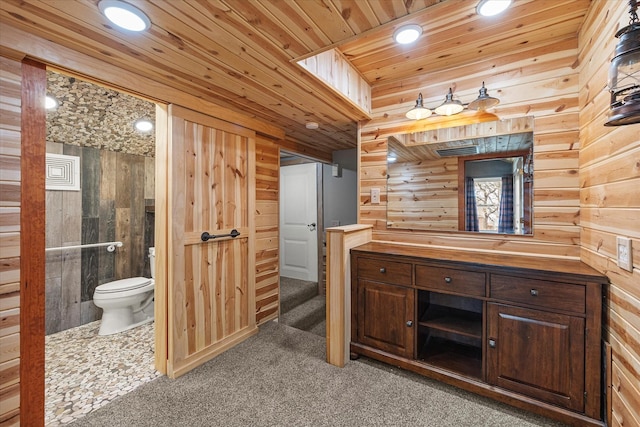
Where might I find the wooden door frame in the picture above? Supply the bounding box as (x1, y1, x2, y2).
(18, 62, 170, 424)
(20, 57, 47, 427)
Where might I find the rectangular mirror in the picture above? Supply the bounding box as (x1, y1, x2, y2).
(387, 116, 533, 235)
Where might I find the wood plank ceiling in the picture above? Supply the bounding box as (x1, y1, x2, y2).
(0, 0, 591, 156)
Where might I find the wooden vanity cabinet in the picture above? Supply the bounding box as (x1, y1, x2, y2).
(350, 243, 606, 427)
(356, 280, 414, 358)
(353, 257, 414, 358)
(487, 303, 585, 412)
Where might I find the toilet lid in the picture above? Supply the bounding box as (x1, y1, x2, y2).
(95, 277, 153, 294)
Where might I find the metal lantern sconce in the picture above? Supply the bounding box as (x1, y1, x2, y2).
(605, 0, 640, 126)
(406, 83, 500, 120)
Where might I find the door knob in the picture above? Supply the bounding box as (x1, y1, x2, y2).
(406, 320, 413, 327)
(489, 339, 496, 348)
(307, 223, 316, 231)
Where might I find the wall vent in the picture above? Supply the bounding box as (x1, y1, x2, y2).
(436, 146, 478, 157)
(46, 153, 80, 191)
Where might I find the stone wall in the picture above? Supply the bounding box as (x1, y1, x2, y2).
(46, 71, 155, 156)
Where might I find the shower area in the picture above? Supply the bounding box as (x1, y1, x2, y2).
(44, 71, 160, 425)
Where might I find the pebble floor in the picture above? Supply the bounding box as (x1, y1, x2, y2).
(45, 321, 162, 426)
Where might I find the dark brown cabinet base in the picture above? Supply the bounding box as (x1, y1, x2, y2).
(350, 243, 606, 427)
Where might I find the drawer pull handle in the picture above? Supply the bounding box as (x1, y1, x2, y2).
(530, 289, 538, 296)
(444, 277, 452, 283)
(489, 339, 496, 348)
(380, 267, 386, 274)
(406, 320, 413, 327)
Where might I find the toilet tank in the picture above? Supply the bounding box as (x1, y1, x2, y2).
(149, 247, 155, 279)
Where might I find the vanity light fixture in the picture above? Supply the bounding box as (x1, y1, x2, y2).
(605, 0, 640, 126)
(393, 24, 423, 45)
(135, 119, 153, 132)
(98, 0, 151, 32)
(405, 93, 433, 119)
(467, 82, 500, 111)
(405, 83, 500, 120)
(476, 0, 512, 17)
(45, 95, 58, 110)
(434, 88, 465, 116)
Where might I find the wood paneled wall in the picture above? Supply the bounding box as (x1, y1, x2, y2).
(360, 26, 583, 258)
(578, 1, 640, 425)
(0, 55, 22, 427)
(255, 135, 280, 325)
(297, 48, 372, 118)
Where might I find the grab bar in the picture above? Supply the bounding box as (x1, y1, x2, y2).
(201, 229, 240, 242)
(45, 241, 123, 253)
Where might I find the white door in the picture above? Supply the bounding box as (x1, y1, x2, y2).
(280, 163, 318, 282)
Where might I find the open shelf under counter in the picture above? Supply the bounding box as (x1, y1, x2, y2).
(417, 338, 483, 381)
(419, 305, 482, 340)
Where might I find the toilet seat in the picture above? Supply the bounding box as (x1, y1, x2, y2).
(95, 277, 153, 294)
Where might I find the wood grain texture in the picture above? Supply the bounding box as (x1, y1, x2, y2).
(0, 56, 22, 427)
(154, 104, 168, 374)
(326, 224, 373, 367)
(359, 24, 583, 258)
(0, 1, 592, 159)
(577, 1, 640, 424)
(166, 105, 257, 378)
(19, 58, 46, 427)
(254, 135, 279, 325)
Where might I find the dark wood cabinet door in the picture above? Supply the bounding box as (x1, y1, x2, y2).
(487, 303, 585, 412)
(357, 280, 415, 358)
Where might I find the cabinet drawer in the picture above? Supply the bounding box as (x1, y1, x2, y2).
(490, 275, 585, 314)
(357, 257, 412, 286)
(415, 265, 485, 297)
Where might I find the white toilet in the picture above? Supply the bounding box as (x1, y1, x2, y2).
(93, 247, 156, 336)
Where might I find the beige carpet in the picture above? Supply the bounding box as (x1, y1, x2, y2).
(69, 321, 566, 427)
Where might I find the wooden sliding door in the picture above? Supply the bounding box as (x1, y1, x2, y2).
(164, 105, 256, 378)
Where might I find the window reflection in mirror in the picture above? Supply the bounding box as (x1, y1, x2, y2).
(460, 153, 532, 234)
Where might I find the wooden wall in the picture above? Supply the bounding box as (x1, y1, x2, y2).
(255, 135, 280, 325)
(0, 27, 295, 421)
(360, 22, 583, 258)
(297, 48, 372, 117)
(0, 55, 21, 427)
(578, 1, 640, 425)
(44, 142, 156, 334)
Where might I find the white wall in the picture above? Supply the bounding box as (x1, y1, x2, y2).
(322, 164, 357, 230)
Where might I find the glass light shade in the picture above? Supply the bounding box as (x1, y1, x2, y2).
(476, 0, 512, 17)
(45, 95, 58, 110)
(605, 20, 640, 126)
(393, 24, 423, 45)
(467, 82, 500, 111)
(406, 93, 432, 120)
(434, 88, 464, 116)
(135, 119, 153, 132)
(99, 0, 151, 32)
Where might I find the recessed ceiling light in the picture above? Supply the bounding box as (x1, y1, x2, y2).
(98, 0, 151, 32)
(135, 119, 153, 132)
(45, 95, 58, 110)
(476, 0, 512, 17)
(305, 122, 319, 130)
(393, 24, 423, 45)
